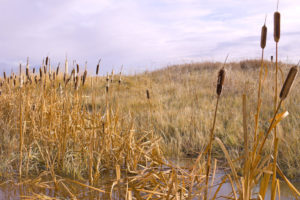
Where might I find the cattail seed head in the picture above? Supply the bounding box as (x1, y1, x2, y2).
(260, 24, 267, 49)
(216, 68, 225, 96)
(45, 57, 49, 66)
(274, 11, 280, 42)
(39, 68, 43, 79)
(96, 59, 101, 75)
(280, 66, 298, 100)
(146, 89, 150, 99)
(75, 76, 79, 90)
(3, 72, 6, 80)
(76, 64, 79, 74)
(96, 64, 100, 75)
(26, 68, 29, 77)
(82, 70, 87, 86)
(271, 56, 273, 62)
(106, 85, 109, 93)
(56, 65, 60, 76)
(33, 68, 35, 74)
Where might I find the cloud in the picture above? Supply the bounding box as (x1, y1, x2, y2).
(0, 0, 300, 74)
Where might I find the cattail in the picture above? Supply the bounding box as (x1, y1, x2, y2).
(106, 85, 109, 93)
(13, 78, 16, 86)
(53, 72, 56, 80)
(39, 68, 43, 79)
(96, 59, 101, 75)
(33, 68, 35, 74)
(26, 57, 29, 76)
(45, 57, 49, 66)
(75, 76, 79, 90)
(56, 65, 60, 76)
(271, 56, 273, 62)
(280, 66, 298, 100)
(146, 89, 150, 99)
(26, 67, 29, 77)
(82, 70, 87, 86)
(63, 73, 66, 83)
(274, 11, 280, 42)
(76, 64, 79, 74)
(3, 72, 6, 80)
(34, 76, 38, 84)
(216, 68, 225, 96)
(260, 24, 267, 49)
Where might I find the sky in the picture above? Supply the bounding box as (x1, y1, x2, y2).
(0, 0, 300, 74)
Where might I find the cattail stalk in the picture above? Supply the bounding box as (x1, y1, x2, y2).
(254, 21, 267, 143)
(274, 11, 280, 138)
(205, 67, 225, 200)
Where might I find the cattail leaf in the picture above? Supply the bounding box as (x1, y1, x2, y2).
(268, 111, 289, 131)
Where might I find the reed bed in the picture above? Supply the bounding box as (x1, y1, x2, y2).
(0, 3, 300, 200)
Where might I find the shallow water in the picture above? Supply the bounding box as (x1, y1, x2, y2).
(0, 158, 299, 199)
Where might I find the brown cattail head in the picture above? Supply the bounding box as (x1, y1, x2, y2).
(75, 76, 79, 90)
(271, 56, 274, 62)
(274, 11, 280, 42)
(96, 59, 101, 75)
(146, 89, 150, 99)
(260, 24, 267, 49)
(3, 72, 6, 80)
(76, 64, 79, 74)
(280, 66, 298, 100)
(82, 70, 87, 86)
(45, 56, 49, 66)
(13, 78, 16, 86)
(106, 85, 109, 93)
(56, 65, 60, 76)
(96, 64, 99, 75)
(26, 68, 29, 77)
(39, 68, 43, 79)
(33, 68, 35, 74)
(216, 68, 225, 96)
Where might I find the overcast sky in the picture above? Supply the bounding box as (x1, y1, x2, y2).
(0, 0, 300, 74)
